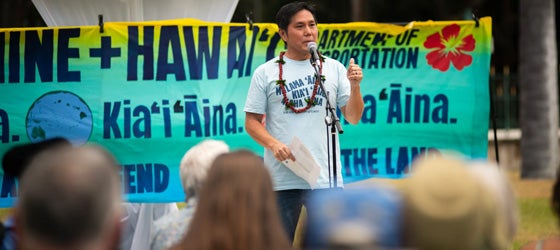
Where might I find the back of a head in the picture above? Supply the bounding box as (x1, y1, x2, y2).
(179, 139, 229, 200)
(16, 145, 122, 249)
(402, 155, 506, 250)
(177, 150, 290, 250)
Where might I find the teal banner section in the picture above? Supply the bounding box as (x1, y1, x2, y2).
(0, 18, 492, 207)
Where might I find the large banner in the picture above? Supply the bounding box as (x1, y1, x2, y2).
(0, 17, 492, 207)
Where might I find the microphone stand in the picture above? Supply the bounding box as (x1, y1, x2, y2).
(310, 58, 343, 188)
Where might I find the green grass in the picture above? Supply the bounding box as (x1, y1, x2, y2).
(506, 169, 557, 249)
(513, 197, 558, 249)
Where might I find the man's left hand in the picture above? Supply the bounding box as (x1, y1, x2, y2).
(346, 58, 362, 86)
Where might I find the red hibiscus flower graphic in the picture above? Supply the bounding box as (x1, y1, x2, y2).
(424, 24, 475, 71)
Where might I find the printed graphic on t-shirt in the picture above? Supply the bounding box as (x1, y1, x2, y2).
(275, 74, 327, 113)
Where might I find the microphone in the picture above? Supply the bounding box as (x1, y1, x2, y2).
(307, 42, 321, 66)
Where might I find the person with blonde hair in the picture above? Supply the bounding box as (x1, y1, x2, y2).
(170, 150, 291, 250)
(469, 160, 519, 243)
(401, 154, 508, 250)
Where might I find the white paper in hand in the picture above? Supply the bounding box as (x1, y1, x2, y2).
(282, 137, 321, 188)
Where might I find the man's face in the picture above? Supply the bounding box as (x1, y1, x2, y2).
(279, 9, 318, 58)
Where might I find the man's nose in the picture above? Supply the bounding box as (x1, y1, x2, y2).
(304, 26, 312, 36)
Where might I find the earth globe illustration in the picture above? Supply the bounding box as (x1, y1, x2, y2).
(26, 91, 93, 145)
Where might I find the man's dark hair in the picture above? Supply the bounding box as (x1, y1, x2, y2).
(275, 1, 318, 31)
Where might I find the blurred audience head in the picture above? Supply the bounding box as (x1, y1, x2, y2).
(402, 154, 508, 250)
(15, 144, 122, 250)
(2, 137, 71, 178)
(469, 160, 519, 241)
(173, 150, 291, 250)
(179, 139, 229, 201)
(303, 186, 404, 250)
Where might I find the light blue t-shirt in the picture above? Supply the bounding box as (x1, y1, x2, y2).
(244, 55, 350, 190)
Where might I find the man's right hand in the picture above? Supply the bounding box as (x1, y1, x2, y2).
(245, 112, 296, 163)
(271, 142, 296, 163)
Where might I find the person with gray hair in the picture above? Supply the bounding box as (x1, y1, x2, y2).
(150, 139, 230, 250)
(14, 144, 123, 250)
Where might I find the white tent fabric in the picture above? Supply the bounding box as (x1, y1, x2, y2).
(31, 0, 240, 26)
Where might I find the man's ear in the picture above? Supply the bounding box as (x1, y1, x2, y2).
(278, 29, 288, 42)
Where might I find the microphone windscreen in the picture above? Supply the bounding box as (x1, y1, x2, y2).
(307, 42, 317, 52)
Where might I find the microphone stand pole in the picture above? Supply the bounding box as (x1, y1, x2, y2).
(310, 59, 343, 188)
